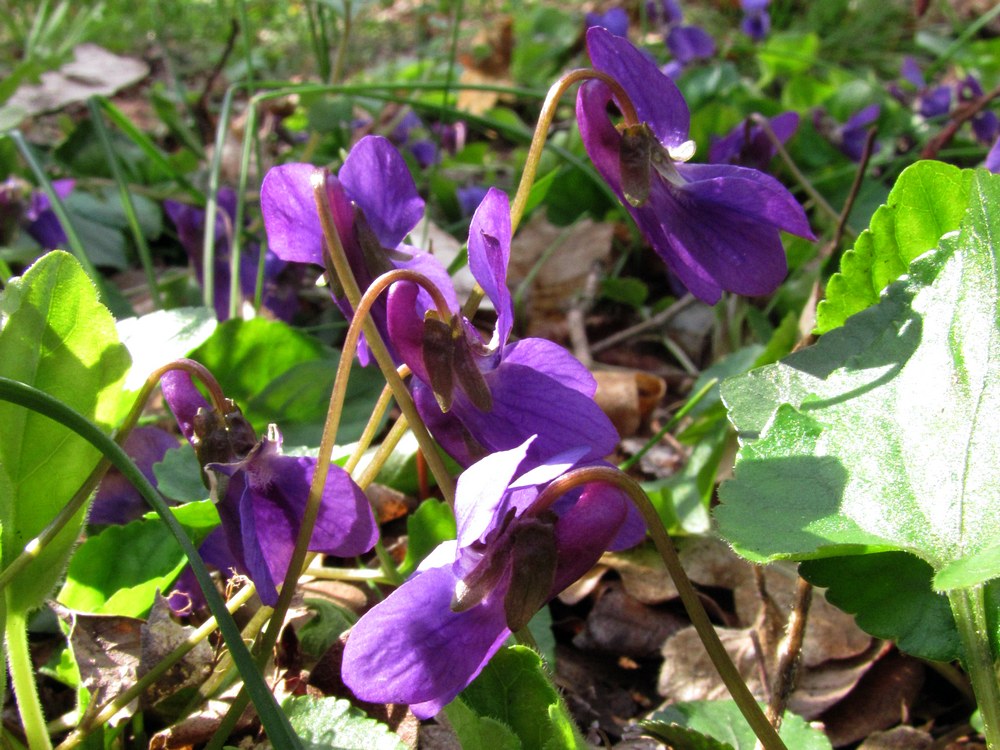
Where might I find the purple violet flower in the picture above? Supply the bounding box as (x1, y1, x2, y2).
(160, 370, 378, 606)
(959, 76, 1000, 146)
(164, 189, 298, 322)
(665, 25, 716, 66)
(986, 135, 1000, 174)
(23, 178, 75, 250)
(576, 27, 814, 304)
(385, 188, 620, 468)
(260, 136, 458, 366)
(891, 57, 952, 119)
(456, 184, 490, 218)
(90, 426, 180, 525)
(708, 111, 799, 171)
(342, 437, 645, 717)
(815, 104, 881, 162)
(585, 7, 629, 37)
(647, 0, 683, 26)
(739, 0, 771, 41)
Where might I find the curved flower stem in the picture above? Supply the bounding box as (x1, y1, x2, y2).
(0, 377, 301, 750)
(0, 358, 227, 594)
(510, 68, 639, 234)
(55, 583, 257, 750)
(950, 585, 1000, 749)
(533, 467, 788, 750)
(6, 608, 53, 750)
(311, 173, 456, 506)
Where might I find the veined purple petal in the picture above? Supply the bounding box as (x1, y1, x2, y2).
(586, 26, 690, 149)
(454, 437, 534, 546)
(339, 136, 425, 248)
(260, 164, 329, 266)
(467, 188, 514, 348)
(342, 563, 511, 718)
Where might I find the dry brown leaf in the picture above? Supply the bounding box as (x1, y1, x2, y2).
(593, 370, 666, 438)
(456, 18, 514, 116)
(140, 595, 214, 710)
(856, 724, 933, 749)
(573, 582, 688, 658)
(4, 44, 148, 120)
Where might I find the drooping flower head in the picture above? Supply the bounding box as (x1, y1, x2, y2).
(160, 370, 378, 606)
(665, 24, 715, 67)
(577, 27, 814, 304)
(709, 111, 799, 171)
(164, 189, 298, 322)
(386, 188, 620, 468)
(260, 136, 458, 366)
(342, 438, 645, 717)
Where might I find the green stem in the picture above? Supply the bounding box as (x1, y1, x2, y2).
(6, 608, 53, 750)
(229, 102, 257, 320)
(330, 0, 351, 84)
(0, 378, 301, 750)
(87, 98, 163, 309)
(950, 586, 1000, 749)
(533, 468, 788, 750)
(202, 86, 236, 312)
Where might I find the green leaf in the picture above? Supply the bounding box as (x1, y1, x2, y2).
(297, 599, 356, 658)
(600, 277, 648, 308)
(153, 443, 209, 503)
(58, 501, 219, 617)
(282, 695, 406, 750)
(117, 307, 217, 392)
(934, 544, 1000, 591)
(643, 701, 832, 750)
(758, 32, 820, 83)
(816, 161, 973, 333)
(799, 553, 965, 662)
(190, 318, 383, 445)
(717, 169, 1000, 658)
(398, 499, 456, 577)
(0, 251, 131, 613)
(445, 696, 522, 750)
(460, 646, 585, 750)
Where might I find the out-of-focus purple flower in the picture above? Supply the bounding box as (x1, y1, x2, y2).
(455, 185, 490, 218)
(740, 0, 771, 41)
(815, 104, 881, 162)
(666, 25, 715, 65)
(386, 188, 620, 468)
(709, 112, 799, 171)
(890, 57, 952, 119)
(577, 27, 814, 304)
(23, 178, 75, 250)
(585, 7, 629, 37)
(164, 189, 298, 322)
(342, 437, 645, 718)
(959, 76, 1000, 146)
(647, 0, 683, 26)
(986, 135, 1000, 173)
(160, 370, 378, 606)
(90, 426, 180, 525)
(260, 137, 458, 367)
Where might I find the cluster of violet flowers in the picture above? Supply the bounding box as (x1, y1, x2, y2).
(138, 26, 812, 716)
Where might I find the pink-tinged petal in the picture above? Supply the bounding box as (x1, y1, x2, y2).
(454, 438, 534, 546)
(467, 188, 514, 347)
(160, 370, 210, 442)
(339, 136, 425, 248)
(586, 26, 690, 148)
(551, 482, 633, 591)
(342, 564, 510, 718)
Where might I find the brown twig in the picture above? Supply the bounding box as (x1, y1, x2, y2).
(194, 19, 240, 142)
(920, 82, 1000, 160)
(590, 293, 695, 354)
(567, 262, 602, 368)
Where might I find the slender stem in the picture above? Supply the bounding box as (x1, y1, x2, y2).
(510, 68, 639, 234)
(229, 103, 257, 320)
(311, 172, 456, 506)
(203, 87, 236, 312)
(0, 378, 301, 750)
(6, 609, 53, 750)
(343, 381, 397, 475)
(950, 586, 1000, 749)
(533, 467, 788, 750)
(330, 0, 351, 84)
